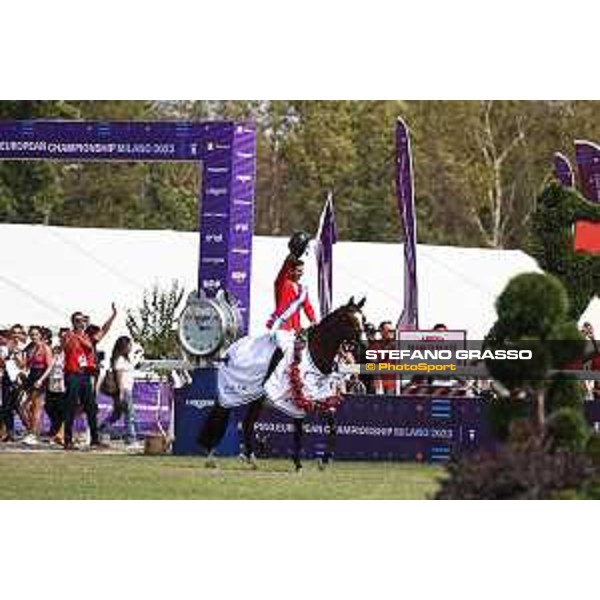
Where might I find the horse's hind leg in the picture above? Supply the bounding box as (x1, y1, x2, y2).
(292, 418, 304, 472)
(241, 399, 263, 469)
(319, 410, 337, 470)
(197, 403, 231, 467)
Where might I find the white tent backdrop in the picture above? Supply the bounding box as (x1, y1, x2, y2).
(0, 223, 547, 354)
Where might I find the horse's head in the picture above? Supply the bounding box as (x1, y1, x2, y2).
(308, 296, 367, 373)
(343, 296, 367, 341)
(320, 296, 367, 346)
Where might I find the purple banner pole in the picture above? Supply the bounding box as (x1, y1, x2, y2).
(395, 118, 419, 330)
(0, 120, 256, 334)
(553, 152, 574, 188)
(575, 140, 600, 203)
(315, 192, 337, 318)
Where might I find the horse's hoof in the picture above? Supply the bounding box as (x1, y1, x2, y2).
(239, 453, 258, 470)
(317, 458, 333, 471)
(294, 463, 303, 473)
(204, 454, 217, 469)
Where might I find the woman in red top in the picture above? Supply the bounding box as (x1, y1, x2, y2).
(22, 326, 53, 444)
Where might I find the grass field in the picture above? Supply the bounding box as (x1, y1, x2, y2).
(0, 452, 443, 499)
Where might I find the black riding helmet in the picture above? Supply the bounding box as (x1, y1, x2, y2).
(288, 230, 311, 258)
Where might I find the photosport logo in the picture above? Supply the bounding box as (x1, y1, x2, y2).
(357, 340, 548, 379)
(357, 338, 600, 380)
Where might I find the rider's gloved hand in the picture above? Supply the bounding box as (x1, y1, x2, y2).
(269, 324, 282, 343)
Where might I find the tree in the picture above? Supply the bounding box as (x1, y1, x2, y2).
(125, 281, 185, 359)
(0, 101, 78, 224)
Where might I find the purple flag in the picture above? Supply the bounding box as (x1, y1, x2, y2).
(575, 140, 600, 203)
(395, 118, 419, 331)
(553, 152, 574, 188)
(315, 192, 337, 318)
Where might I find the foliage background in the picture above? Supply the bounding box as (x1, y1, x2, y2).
(3, 100, 600, 249)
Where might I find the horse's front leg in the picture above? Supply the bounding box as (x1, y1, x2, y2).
(241, 398, 263, 469)
(292, 418, 304, 472)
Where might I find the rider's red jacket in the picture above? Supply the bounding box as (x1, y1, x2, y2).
(266, 256, 316, 332)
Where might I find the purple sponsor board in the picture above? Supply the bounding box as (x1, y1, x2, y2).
(96, 380, 172, 436)
(16, 380, 172, 437)
(0, 120, 256, 334)
(254, 395, 492, 462)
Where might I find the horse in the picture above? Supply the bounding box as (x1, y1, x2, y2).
(197, 296, 366, 471)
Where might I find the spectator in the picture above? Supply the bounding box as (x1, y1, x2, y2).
(360, 323, 378, 394)
(45, 327, 69, 444)
(336, 341, 366, 395)
(374, 321, 399, 396)
(21, 326, 53, 445)
(580, 322, 600, 400)
(0, 330, 8, 435)
(99, 336, 138, 445)
(41, 327, 53, 345)
(62, 304, 116, 450)
(0, 324, 27, 442)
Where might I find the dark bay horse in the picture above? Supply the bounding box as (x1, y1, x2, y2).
(197, 297, 366, 471)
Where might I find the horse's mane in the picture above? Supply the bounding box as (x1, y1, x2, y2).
(306, 304, 354, 339)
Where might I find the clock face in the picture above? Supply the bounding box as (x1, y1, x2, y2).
(179, 300, 224, 356)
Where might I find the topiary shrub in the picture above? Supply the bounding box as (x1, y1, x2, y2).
(544, 407, 590, 452)
(435, 433, 594, 499)
(545, 373, 585, 414)
(495, 272, 569, 338)
(485, 272, 584, 429)
(485, 395, 533, 442)
(529, 181, 600, 320)
(585, 434, 600, 469)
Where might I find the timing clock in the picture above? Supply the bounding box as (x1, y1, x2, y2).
(178, 290, 242, 359)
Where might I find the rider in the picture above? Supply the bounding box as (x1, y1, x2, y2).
(267, 231, 316, 347)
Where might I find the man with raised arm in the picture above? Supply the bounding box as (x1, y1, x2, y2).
(266, 231, 316, 341)
(62, 303, 117, 450)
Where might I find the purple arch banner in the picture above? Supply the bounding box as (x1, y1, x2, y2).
(575, 139, 600, 204)
(0, 120, 256, 334)
(553, 152, 574, 188)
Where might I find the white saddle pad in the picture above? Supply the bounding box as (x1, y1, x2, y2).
(218, 332, 344, 418)
(218, 334, 276, 409)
